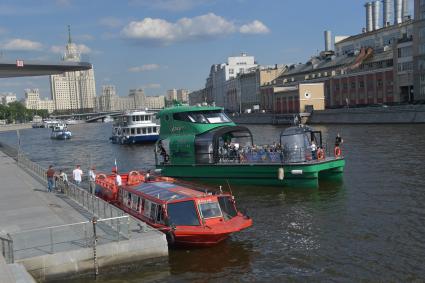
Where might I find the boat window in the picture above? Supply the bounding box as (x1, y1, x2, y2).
(150, 203, 157, 220)
(218, 196, 237, 219)
(173, 110, 231, 124)
(127, 192, 131, 206)
(152, 127, 157, 133)
(148, 127, 152, 134)
(199, 202, 222, 219)
(131, 128, 135, 135)
(156, 205, 163, 223)
(142, 128, 146, 134)
(167, 201, 200, 226)
(137, 128, 141, 134)
(132, 196, 139, 211)
(137, 197, 141, 212)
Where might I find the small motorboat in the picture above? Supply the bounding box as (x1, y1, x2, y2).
(95, 170, 252, 247)
(50, 124, 72, 140)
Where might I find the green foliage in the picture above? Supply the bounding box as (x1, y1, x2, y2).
(0, 102, 49, 123)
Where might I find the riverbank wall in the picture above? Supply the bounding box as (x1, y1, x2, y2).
(231, 105, 425, 125)
(0, 123, 31, 132)
(308, 105, 425, 124)
(0, 142, 168, 282)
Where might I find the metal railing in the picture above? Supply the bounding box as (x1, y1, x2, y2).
(10, 216, 130, 261)
(0, 234, 14, 264)
(193, 143, 340, 165)
(0, 144, 156, 262)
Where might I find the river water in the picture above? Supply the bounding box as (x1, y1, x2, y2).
(1, 123, 425, 282)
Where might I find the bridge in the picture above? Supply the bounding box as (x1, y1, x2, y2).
(51, 109, 163, 122)
(0, 59, 91, 78)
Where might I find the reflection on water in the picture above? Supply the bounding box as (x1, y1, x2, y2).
(1, 123, 425, 281)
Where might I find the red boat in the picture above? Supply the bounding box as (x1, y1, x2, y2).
(95, 171, 252, 247)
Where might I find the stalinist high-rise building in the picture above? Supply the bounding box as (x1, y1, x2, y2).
(50, 26, 96, 112)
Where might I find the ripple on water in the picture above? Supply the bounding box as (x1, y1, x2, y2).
(2, 124, 425, 282)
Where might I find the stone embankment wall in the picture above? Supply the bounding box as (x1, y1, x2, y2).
(309, 105, 425, 124)
(232, 105, 425, 124)
(0, 123, 31, 132)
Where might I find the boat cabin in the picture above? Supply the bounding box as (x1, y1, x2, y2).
(279, 125, 322, 163)
(118, 182, 239, 228)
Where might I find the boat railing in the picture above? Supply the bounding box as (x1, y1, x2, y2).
(194, 143, 341, 165)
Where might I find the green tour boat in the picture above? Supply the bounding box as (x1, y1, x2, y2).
(154, 105, 345, 187)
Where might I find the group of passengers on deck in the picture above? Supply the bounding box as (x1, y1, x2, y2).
(217, 138, 330, 164)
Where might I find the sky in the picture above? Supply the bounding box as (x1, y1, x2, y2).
(0, 0, 415, 99)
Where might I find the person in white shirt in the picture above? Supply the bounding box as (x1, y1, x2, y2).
(88, 166, 96, 194)
(310, 140, 317, 160)
(72, 165, 83, 185)
(115, 172, 122, 187)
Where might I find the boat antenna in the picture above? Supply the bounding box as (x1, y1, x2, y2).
(226, 179, 233, 195)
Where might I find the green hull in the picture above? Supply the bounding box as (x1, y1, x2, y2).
(158, 158, 345, 188)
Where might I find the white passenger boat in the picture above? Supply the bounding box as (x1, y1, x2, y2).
(110, 110, 159, 144)
(50, 123, 72, 140)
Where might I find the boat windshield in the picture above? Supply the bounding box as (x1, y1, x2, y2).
(199, 202, 222, 219)
(173, 110, 231, 124)
(218, 196, 237, 219)
(167, 201, 200, 226)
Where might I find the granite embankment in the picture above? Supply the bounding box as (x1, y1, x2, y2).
(232, 105, 425, 124)
(0, 123, 31, 132)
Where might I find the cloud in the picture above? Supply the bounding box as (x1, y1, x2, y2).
(121, 14, 270, 45)
(128, 64, 160, 72)
(143, 83, 161, 89)
(50, 43, 92, 54)
(129, 0, 212, 12)
(99, 17, 123, 28)
(76, 44, 91, 54)
(121, 13, 237, 45)
(1, 38, 43, 51)
(240, 20, 270, 34)
(50, 45, 64, 54)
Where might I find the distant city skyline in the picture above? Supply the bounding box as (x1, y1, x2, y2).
(0, 0, 414, 99)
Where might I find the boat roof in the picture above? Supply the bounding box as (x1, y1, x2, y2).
(157, 105, 223, 117)
(280, 125, 315, 136)
(127, 181, 206, 202)
(118, 111, 154, 116)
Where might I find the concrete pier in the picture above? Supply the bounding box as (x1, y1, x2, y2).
(0, 149, 168, 281)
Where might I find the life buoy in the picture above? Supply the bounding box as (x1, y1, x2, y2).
(317, 149, 324, 160)
(334, 146, 341, 158)
(96, 173, 107, 180)
(127, 171, 141, 185)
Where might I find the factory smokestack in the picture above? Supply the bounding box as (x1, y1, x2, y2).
(383, 0, 392, 27)
(324, 30, 332, 52)
(372, 0, 380, 30)
(394, 0, 402, 24)
(365, 2, 373, 32)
